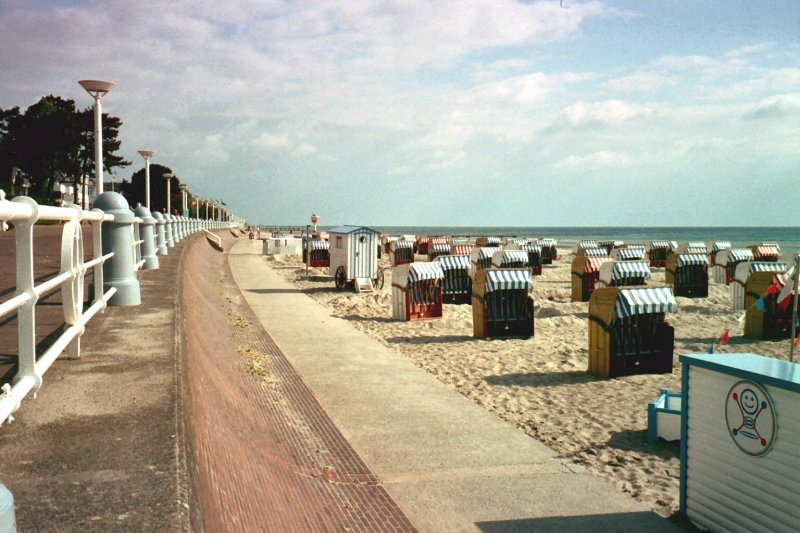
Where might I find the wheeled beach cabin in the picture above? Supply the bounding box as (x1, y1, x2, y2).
(571, 256, 613, 302)
(744, 271, 796, 340)
(392, 262, 444, 321)
(328, 225, 382, 291)
(390, 240, 414, 266)
(665, 253, 709, 298)
(472, 269, 534, 339)
(588, 287, 677, 378)
(730, 261, 787, 311)
(647, 241, 674, 267)
(598, 260, 651, 288)
(716, 248, 755, 285)
(436, 254, 472, 304)
(306, 239, 330, 268)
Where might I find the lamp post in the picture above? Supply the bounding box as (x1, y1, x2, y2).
(137, 150, 155, 209)
(163, 172, 174, 214)
(180, 184, 189, 216)
(78, 80, 114, 197)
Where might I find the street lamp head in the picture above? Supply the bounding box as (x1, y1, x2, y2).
(138, 149, 155, 159)
(78, 79, 115, 97)
(163, 172, 175, 180)
(179, 184, 189, 192)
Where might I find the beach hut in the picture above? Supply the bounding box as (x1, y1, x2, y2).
(679, 353, 800, 533)
(520, 243, 543, 275)
(428, 242, 451, 262)
(588, 287, 676, 378)
(328, 225, 383, 291)
(539, 238, 558, 264)
(436, 254, 472, 304)
(730, 261, 787, 311)
(611, 245, 646, 261)
(475, 236, 502, 248)
(751, 242, 781, 262)
(472, 268, 534, 339)
(491, 249, 529, 269)
(571, 256, 613, 302)
(709, 241, 731, 283)
(598, 260, 651, 288)
(307, 239, 330, 268)
(716, 248, 755, 285)
(471, 247, 495, 276)
(391, 262, 444, 320)
(665, 252, 709, 298)
(647, 241, 673, 267)
(450, 243, 473, 256)
(390, 240, 414, 266)
(743, 271, 796, 340)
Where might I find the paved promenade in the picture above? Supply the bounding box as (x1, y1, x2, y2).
(228, 238, 684, 532)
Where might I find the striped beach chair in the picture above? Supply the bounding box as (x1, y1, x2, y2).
(665, 253, 709, 298)
(647, 241, 673, 267)
(744, 271, 796, 340)
(390, 240, 414, 266)
(450, 243, 474, 256)
(436, 254, 472, 304)
(391, 262, 444, 320)
(470, 246, 495, 276)
(491, 249, 529, 269)
(539, 238, 558, 264)
(472, 269, 534, 339)
(571, 256, 613, 302)
(520, 243, 543, 276)
(612, 246, 646, 261)
(716, 248, 755, 285)
(731, 261, 787, 311)
(428, 242, 451, 262)
(751, 243, 780, 262)
(598, 260, 651, 288)
(588, 286, 677, 378)
(307, 239, 330, 268)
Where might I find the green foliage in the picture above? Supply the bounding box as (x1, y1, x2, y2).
(0, 95, 130, 205)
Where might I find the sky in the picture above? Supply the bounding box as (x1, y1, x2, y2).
(0, 0, 798, 226)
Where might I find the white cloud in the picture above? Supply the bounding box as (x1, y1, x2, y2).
(251, 132, 291, 149)
(554, 150, 630, 169)
(742, 94, 800, 120)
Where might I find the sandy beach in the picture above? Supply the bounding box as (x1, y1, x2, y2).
(267, 248, 795, 519)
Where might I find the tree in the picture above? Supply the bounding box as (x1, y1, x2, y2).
(127, 163, 181, 213)
(0, 95, 130, 205)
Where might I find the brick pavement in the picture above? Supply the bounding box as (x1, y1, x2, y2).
(182, 232, 416, 532)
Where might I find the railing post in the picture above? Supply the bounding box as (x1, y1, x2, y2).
(153, 211, 168, 256)
(93, 192, 141, 306)
(0, 483, 16, 533)
(172, 215, 181, 244)
(11, 197, 42, 397)
(62, 206, 85, 359)
(165, 214, 175, 248)
(134, 204, 159, 269)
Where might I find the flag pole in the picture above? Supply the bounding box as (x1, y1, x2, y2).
(790, 255, 799, 362)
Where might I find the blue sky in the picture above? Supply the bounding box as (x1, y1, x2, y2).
(1, 0, 798, 226)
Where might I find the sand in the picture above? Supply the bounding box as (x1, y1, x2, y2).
(266, 248, 795, 519)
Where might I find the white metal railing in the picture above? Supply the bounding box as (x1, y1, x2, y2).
(0, 193, 115, 426)
(132, 217, 145, 270)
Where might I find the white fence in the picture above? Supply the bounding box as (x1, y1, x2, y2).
(0, 190, 237, 426)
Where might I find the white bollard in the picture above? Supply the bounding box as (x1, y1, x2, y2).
(0, 483, 16, 533)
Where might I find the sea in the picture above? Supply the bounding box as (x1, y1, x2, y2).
(366, 226, 800, 257)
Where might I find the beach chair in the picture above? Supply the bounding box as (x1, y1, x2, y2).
(571, 256, 613, 302)
(744, 271, 796, 340)
(598, 260, 651, 288)
(647, 241, 672, 267)
(390, 240, 415, 266)
(382, 235, 398, 254)
(470, 247, 495, 276)
(491, 249, 529, 269)
(428, 242, 451, 262)
(307, 239, 330, 268)
(751, 243, 780, 262)
(392, 262, 444, 320)
(575, 246, 610, 260)
(588, 287, 677, 378)
(665, 253, 709, 298)
(475, 236, 502, 248)
(730, 261, 787, 311)
(611, 245, 646, 261)
(716, 248, 755, 285)
(539, 238, 558, 264)
(574, 240, 598, 254)
(472, 269, 534, 339)
(597, 240, 621, 255)
(415, 236, 430, 255)
(708, 241, 731, 283)
(436, 254, 472, 304)
(450, 244, 474, 257)
(520, 243, 543, 276)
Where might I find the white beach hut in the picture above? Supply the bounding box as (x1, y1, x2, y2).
(328, 225, 382, 291)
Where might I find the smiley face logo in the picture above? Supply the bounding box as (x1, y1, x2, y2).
(725, 380, 776, 456)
